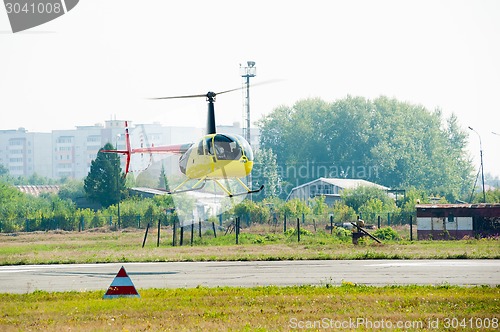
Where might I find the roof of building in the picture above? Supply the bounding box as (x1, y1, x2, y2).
(416, 203, 500, 209)
(290, 177, 389, 192)
(15, 185, 60, 196)
(286, 178, 389, 201)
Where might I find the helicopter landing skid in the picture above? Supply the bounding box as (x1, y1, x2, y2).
(156, 177, 207, 195)
(161, 177, 264, 197)
(167, 182, 206, 195)
(214, 178, 264, 197)
(228, 184, 265, 197)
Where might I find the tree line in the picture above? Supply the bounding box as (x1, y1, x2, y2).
(256, 95, 474, 202)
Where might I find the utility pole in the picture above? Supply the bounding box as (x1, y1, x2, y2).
(240, 61, 256, 145)
(469, 127, 486, 203)
(240, 61, 256, 198)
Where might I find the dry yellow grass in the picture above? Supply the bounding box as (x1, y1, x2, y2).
(0, 227, 498, 265)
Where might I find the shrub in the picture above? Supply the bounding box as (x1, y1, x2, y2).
(373, 227, 400, 241)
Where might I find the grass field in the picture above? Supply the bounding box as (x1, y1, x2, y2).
(0, 227, 499, 331)
(1, 284, 499, 331)
(0, 226, 499, 266)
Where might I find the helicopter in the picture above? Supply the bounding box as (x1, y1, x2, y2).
(103, 88, 264, 197)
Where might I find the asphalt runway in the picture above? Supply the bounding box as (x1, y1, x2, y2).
(0, 260, 498, 293)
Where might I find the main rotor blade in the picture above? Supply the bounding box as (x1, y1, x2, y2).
(216, 79, 284, 95)
(150, 93, 207, 100)
(215, 87, 243, 95)
(150, 79, 284, 100)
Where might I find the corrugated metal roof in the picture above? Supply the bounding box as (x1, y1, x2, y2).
(290, 177, 389, 192)
(416, 203, 500, 209)
(15, 185, 60, 196)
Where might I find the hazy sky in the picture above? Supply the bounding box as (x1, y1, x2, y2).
(1, 0, 499, 177)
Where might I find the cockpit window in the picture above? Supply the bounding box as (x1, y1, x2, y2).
(237, 135, 253, 161)
(197, 140, 204, 155)
(213, 134, 242, 160)
(205, 137, 214, 155)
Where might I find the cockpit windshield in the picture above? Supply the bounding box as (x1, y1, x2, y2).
(233, 134, 253, 161)
(195, 134, 253, 161)
(213, 134, 242, 160)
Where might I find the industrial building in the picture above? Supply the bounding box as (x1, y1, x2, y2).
(416, 204, 500, 239)
(286, 177, 389, 205)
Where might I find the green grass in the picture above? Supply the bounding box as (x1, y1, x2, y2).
(0, 285, 498, 331)
(1, 227, 499, 265)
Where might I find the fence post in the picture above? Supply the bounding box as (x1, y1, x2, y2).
(199, 219, 202, 238)
(236, 217, 240, 244)
(330, 215, 334, 235)
(142, 223, 150, 248)
(157, 219, 161, 247)
(284, 214, 287, 233)
(172, 219, 177, 246)
(378, 215, 381, 229)
(410, 216, 413, 241)
(297, 218, 300, 242)
(212, 221, 217, 238)
(180, 225, 184, 246)
(191, 222, 194, 246)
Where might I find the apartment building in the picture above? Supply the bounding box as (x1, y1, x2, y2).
(1, 120, 254, 180)
(0, 128, 52, 178)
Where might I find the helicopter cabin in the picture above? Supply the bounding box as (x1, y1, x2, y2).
(197, 134, 245, 160)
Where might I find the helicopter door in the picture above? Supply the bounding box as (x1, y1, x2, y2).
(197, 137, 215, 156)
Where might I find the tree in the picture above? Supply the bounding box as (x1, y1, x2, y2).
(158, 163, 170, 191)
(0, 164, 8, 176)
(84, 143, 126, 208)
(310, 195, 327, 216)
(341, 186, 396, 213)
(58, 179, 85, 202)
(258, 96, 474, 199)
(252, 148, 281, 200)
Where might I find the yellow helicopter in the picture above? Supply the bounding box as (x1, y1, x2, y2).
(104, 89, 263, 197)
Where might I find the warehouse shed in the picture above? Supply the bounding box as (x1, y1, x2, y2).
(287, 178, 389, 206)
(415, 204, 500, 240)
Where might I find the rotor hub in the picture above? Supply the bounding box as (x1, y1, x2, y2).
(206, 91, 216, 101)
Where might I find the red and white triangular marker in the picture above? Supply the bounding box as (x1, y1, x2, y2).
(103, 266, 140, 299)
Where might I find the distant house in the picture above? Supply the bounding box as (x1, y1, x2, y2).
(416, 203, 500, 240)
(286, 178, 389, 206)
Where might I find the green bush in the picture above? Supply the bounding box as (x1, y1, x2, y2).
(373, 227, 400, 241)
(334, 227, 352, 239)
(284, 227, 313, 237)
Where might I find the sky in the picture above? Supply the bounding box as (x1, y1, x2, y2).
(1, 0, 499, 177)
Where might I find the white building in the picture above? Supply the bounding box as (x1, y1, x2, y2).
(0, 128, 52, 178)
(287, 177, 390, 205)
